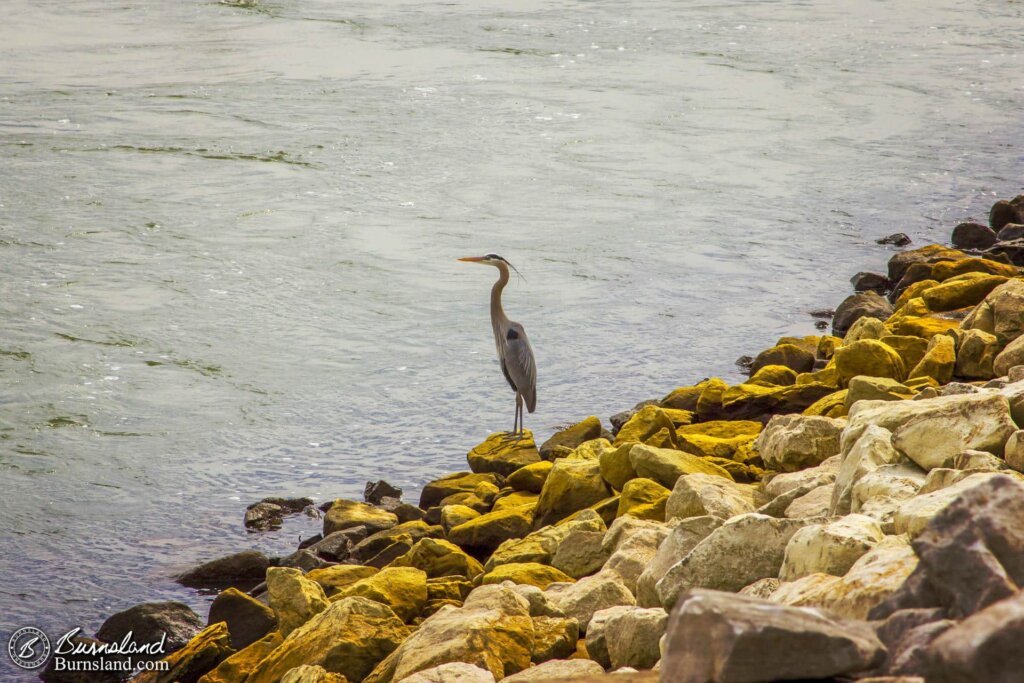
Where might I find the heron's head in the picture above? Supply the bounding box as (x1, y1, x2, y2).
(458, 253, 524, 280)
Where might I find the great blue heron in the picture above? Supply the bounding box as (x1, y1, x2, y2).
(458, 253, 537, 437)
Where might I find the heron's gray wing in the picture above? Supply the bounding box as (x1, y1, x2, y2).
(502, 321, 537, 412)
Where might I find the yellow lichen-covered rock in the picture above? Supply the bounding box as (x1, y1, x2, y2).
(533, 457, 612, 529)
(888, 315, 961, 339)
(903, 375, 939, 390)
(507, 461, 554, 494)
(480, 562, 575, 590)
(307, 565, 379, 596)
(485, 510, 606, 571)
(879, 334, 929, 371)
(628, 443, 733, 489)
(492, 491, 540, 513)
(888, 244, 969, 282)
(349, 521, 438, 564)
(616, 478, 669, 521)
(448, 504, 535, 554)
(895, 279, 940, 308)
(748, 364, 798, 387)
(388, 538, 485, 579)
(834, 339, 907, 386)
(440, 505, 481, 533)
(437, 492, 490, 514)
(843, 376, 914, 409)
(539, 417, 603, 460)
(695, 377, 730, 421)
(888, 297, 931, 321)
(908, 333, 956, 384)
(922, 273, 1008, 312)
(247, 597, 409, 683)
(467, 431, 542, 477)
(419, 472, 506, 509)
(661, 408, 697, 427)
(197, 632, 282, 683)
(704, 457, 764, 482)
(675, 420, 761, 459)
(613, 405, 680, 448)
(720, 382, 835, 420)
(323, 499, 398, 537)
(332, 567, 428, 623)
(750, 343, 816, 374)
(138, 622, 234, 683)
(842, 316, 887, 344)
(955, 328, 999, 380)
(363, 584, 534, 683)
(803, 390, 849, 418)
(426, 576, 472, 603)
(777, 335, 822, 356)
(568, 438, 613, 461)
(817, 335, 842, 361)
(280, 665, 350, 683)
(961, 277, 1024, 344)
(267, 567, 331, 637)
(931, 257, 1018, 281)
(598, 442, 638, 491)
(531, 616, 580, 663)
(661, 380, 713, 411)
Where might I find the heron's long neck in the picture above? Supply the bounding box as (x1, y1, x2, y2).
(490, 262, 510, 328)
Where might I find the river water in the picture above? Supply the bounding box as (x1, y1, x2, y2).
(1, 0, 1022, 669)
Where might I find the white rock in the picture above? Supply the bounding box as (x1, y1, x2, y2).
(665, 473, 758, 521)
(1005, 429, 1024, 473)
(830, 425, 901, 516)
(586, 606, 635, 668)
(784, 484, 834, 518)
(501, 659, 605, 682)
(764, 459, 838, 498)
(755, 414, 844, 473)
(546, 573, 635, 633)
(738, 578, 782, 599)
(602, 527, 668, 595)
(636, 516, 724, 608)
(605, 607, 669, 670)
(655, 513, 811, 609)
(770, 535, 917, 619)
(893, 472, 1004, 536)
(396, 662, 496, 683)
(779, 514, 884, 581)
(602, 515, 667, 554)
(851, 463, 927, 530)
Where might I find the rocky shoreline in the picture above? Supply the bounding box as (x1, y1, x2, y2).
(44, 193, 1024, 683)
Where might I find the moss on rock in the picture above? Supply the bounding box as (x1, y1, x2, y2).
(388, 538, 485, 580)
(480, 562, 575, 590)
(616, 478, 669, 521)
(834, 339, 907, 386)
(467, 431, 542, 477)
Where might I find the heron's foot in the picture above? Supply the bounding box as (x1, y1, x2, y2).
(501, 430, 524, 442)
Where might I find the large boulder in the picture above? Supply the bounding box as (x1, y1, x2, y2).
(176, 550, 271, 589)
(387, 538, 485, 580)
(539, 417, 603, 460)
(852, 463, 927, 526)
(834, 340, 907, 386)
(844, 376, 914, 408)
(962, 277, 1024, 344)
(993, 332, 1024, 376)
(874, 475, 1024, 620)
(529, 615, 579, 662)
(467, 432, 542, 477)
(551, 529, 610, 579)
(833, 291, 894, 336)
(266, 567, 331, 637)
(665, 473, 758, 521)
(628, 443, 733, 489)
(195, 632, 281, 683)
(655, 514, 811, 608)
(247, 597, 409, 683)
(207, 588, 276, 651)
(585, 606, 636, 669)
(448, 505, 535, 554)
(635, 516, 724, 608)
(604, 607, 669, 670)
(135, 622, 234, 683)
(614, 405, 681, 448)
(924, 589, 1024, 683)
(307, 565, 379, 595)
(363, 584, 534, 683)
(771, 535, 918, 620)
(892, 472, 1004, 536)
(779, 514, 884, 581)
(96, 601, 204, 655)
(755, 414, 844, 473)
(323, 499, 398, 537)
(603, 525, 671, 594)
(598, 442, 639, 490)
(661, 589, 885, 683)
(545, 573, 635, 632)
(480, 563, 574, 590)
(332, 567, 428, 623)
(674, 420, 761, 459)
(533, 457, 611, 529)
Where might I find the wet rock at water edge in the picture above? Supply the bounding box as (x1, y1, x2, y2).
(852, 271, 892, 294)
(176, 549, 272, 589)
(878, 233, 912, 246)
(833, 291, 894, 336)
(951, 222, 998, 250)
(96, 601, 205, 655)
(365, 479, 403, 505)
(609, 399, 660, 435)
(989, 195, 1024, 231)
(208, 587, 277, 650)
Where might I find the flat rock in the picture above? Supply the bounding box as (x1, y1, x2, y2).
(467, 431, 542, 477)
(661, 589, 885, 683)
(628, 443, 733, 489)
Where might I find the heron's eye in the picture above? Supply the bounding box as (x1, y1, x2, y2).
(484, 253, 500, 260)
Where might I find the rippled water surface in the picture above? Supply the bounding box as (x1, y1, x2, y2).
(1, 0, 1022, 668)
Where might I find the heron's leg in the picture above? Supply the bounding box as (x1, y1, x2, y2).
(515, 392, 524, 438)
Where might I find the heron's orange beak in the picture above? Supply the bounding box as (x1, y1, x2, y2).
(458, 256, 484, 262)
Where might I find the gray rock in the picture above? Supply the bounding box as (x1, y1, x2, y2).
(96, 601, 204, 654)
(605, 607, 669, 670)
(924, 589, 1024, 683)
(833, 291, 894, 336)
(546, 573, 635, 633)
(586, 605, 635, 668)
(951, 222, 997, 250)
(176, 550, 271, 588)
(636, 516, 723, 608)
(661, 589, 885, 683)
(551, 529, 609, 579)
(755, 414, 843, 473)
(396, 662, 496, 683)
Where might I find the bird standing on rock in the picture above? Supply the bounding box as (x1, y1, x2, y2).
(458, 253, 537, 438)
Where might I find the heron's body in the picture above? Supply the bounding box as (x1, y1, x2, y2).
(460, 254, 536, 435)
